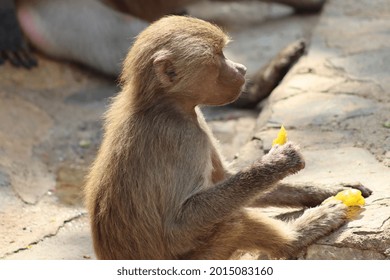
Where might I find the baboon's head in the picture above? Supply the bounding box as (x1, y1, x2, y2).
(121, 16, 246, 107)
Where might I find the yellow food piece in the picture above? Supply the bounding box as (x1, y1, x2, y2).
(272, 125, 288, 146)
(323, 189, 365, 207)
(335, 189, 365, 206)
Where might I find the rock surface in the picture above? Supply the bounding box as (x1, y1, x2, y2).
(1, 0, 389, 260)
(241, 0, 390, 259)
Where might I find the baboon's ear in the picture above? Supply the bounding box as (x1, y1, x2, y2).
(153, 50, 177, 87)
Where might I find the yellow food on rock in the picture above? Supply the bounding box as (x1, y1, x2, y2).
(272, 125, 288, 146)
(323, 189, 365, 207)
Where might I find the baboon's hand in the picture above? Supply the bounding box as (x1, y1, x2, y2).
(0, 0, 38, 69)
(262, 142, 305, 174)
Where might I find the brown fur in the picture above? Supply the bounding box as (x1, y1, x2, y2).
(84, 16, 348, 260)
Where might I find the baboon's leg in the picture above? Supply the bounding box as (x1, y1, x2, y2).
(184, 209, 296, 259)
(232, 40, 306, 108)
(186, 202, 346, 259)
(240, 204, 347, 259)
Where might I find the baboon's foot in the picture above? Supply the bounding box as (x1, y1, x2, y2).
(284, 201, 347, 258)
(272, 39, 306, 72)
(340, 182, 373, 198)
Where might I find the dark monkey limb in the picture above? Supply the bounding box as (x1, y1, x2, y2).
(0, 0, 37, 68)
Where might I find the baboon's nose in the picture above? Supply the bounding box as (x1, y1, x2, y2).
(236, 63, 247, 75)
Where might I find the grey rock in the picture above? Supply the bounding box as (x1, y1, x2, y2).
(0, 94, 55, 204)
(0, 195, 85, 258)
(4, 215, 94, 260)
(304, 245, 387, 260)
(65, 85, 117, 104)
(268, 93, 377, 127)
(0, 169, 10, 188)
(329, 49, 390, 90)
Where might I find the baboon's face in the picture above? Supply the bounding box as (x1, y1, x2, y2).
(193, 52, 247, 106)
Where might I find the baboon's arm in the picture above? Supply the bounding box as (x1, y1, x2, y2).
(178, 143, 304, 227)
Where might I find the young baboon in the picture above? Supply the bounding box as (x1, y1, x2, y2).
(85, 15, 349, 260)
